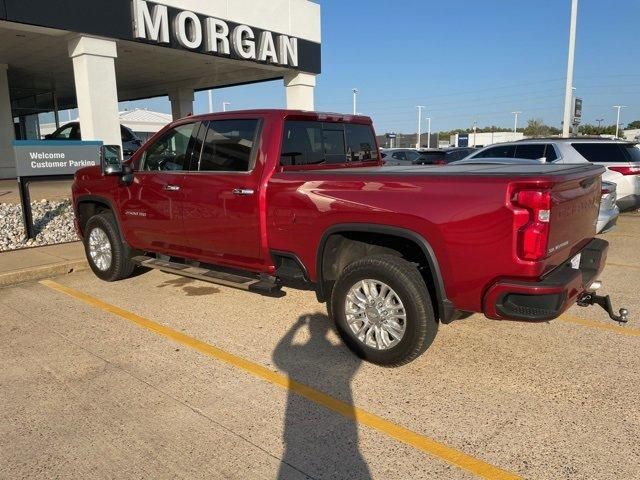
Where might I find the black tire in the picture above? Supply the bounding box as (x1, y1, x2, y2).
(84, 212, 136, 282)
(331, 255, 438, 367)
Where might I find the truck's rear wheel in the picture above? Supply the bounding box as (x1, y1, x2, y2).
(84, 213, 135, 282)
(331, 255, 438, 367)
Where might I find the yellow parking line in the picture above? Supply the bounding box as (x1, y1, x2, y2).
(604, 233, 635, 238)
(607, 262, 640, 270)
(40, 279, 520, 480)
(559, 315, 640, 337)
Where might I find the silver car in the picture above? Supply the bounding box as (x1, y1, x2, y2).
(598, 182, 619, 233)
(381, 148, 447, 166)
(450, 157, 619, 234)
(466, 138, 640, 210)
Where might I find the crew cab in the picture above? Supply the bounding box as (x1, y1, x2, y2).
(72, 110, 626, 366)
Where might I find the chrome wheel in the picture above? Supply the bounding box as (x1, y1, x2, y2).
(88, 227, 112, 271)
(344, 279, 407, 350)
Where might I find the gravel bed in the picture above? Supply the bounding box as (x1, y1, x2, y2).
(0, 199, 78, 252)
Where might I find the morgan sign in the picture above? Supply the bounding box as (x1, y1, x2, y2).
(0, 0, 321, 74)
(132, 0, 319, 72)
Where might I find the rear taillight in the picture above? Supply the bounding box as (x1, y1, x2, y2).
(608, 166, 640, 175)
(512, 189, 551, 261)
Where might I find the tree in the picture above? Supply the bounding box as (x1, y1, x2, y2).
(523, 119, 554, 137)
(627, 120, 640, 130)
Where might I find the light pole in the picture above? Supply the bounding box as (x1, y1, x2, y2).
(222, 102, 231, 112)
(472, 121, 477, 147)
(613, 105, 626, 138)
(425, 117, 432, 148)
(352, 88, 358, 115)
(416, 106, 425, 148)
(207, 90, 213, 113)
(511, 111, 521, 133)
(562, 0, 579, 138)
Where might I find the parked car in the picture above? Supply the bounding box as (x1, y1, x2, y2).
(381, 148, 446, 165)
(442, 147, 478, 163)
(72, 110, 625, 366)
(46, 121, 143, 158)
(466, 138, 640, 210)
(451, 156, 619, 234)
(598, 182, 619, 234)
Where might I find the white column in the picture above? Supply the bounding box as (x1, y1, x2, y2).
(0, 64, 16, 179)
(284, 72, 316, 111)
(68, 36, 121, 149)
(169, 87, 194, 120)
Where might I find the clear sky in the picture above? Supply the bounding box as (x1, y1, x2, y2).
(118, 0, 640, 134)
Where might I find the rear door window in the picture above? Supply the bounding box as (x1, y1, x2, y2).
(446, 150, 469, 162)
(405, 151, 421, 162)
(514, 144, 546, 160)
(571, 143, 629, 163)
(198, 119, 260, 172)
(474, 145, 516, 159)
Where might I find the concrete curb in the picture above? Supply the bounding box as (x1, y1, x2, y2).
(0, 260, 89, 288)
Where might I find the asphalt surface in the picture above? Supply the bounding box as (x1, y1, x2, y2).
(1, 212, 639, 480)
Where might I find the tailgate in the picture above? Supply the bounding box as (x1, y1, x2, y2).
(546, 170, 601, 261)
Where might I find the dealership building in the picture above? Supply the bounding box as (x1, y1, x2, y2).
(0, 0, 321, 178)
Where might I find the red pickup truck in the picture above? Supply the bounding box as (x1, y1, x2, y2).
(72, 110, 626, 366)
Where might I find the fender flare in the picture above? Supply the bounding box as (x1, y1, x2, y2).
(315, 223, 455, 322)
(75, 195, 128, 246)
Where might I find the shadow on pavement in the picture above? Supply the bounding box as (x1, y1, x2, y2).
(273, 313, 371, 480)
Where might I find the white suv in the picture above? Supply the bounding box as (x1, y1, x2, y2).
(467, 139, 640, 210)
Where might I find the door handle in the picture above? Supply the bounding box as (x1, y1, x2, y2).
(232, 188, 255, 196)
(163, 184, 181, 191)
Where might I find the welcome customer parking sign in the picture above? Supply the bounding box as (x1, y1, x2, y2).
(13, 140, 102, 177)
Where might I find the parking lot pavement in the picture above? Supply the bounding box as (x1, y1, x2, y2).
(1, 214, 638, 480)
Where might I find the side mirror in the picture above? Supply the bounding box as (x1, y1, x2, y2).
(101, 145, 123, 175)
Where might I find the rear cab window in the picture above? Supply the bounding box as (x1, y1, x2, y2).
(280, 120, 378, 167)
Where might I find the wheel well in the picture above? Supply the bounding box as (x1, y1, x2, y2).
(320, 231, 441, 317)
(77, 200, 111, 236)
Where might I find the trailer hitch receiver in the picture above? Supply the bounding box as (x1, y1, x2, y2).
(577, 291, 629, 324)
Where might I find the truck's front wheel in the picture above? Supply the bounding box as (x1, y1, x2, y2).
(331, 255, 438, 367)
(84, 213, 136, 282)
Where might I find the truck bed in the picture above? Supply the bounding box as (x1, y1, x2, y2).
(301, 163, 604, 178)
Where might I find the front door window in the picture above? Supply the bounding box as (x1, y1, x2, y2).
(141, 123, 196, 171)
